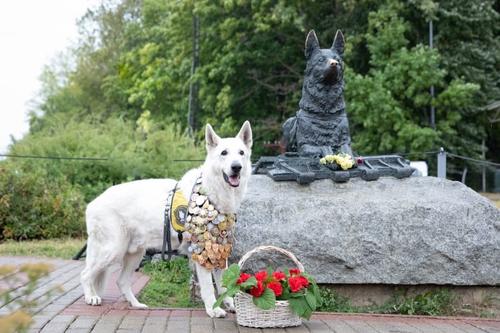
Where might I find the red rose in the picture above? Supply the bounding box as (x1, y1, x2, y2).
(250, 280, 265, 297)
(267, 281, 283, 296)
(272, 271, 286, 281)
(289, 268, 301, 276)
(298, 275, 309, 288)
(288, 276, 306, 292)
(255, 270, 268, 282)
(237, 273, 251, 285)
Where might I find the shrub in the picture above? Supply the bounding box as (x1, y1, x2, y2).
(9, 115, 203, 202)
(0, 165, 86, 240)
(1, 115, 203, 240)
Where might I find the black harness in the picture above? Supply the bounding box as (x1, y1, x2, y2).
(161, 182, 186, 261)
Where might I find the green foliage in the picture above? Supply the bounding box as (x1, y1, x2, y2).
(1, 115, 202, 240)
(347, 1, 479, 156)
(9, 115, 203, 202)
(139, 258, 201, 308)
(381, 289, 454, 316)
(318, 287, 455, 316)
(317, 287, 356, 313)
(0, 165, 86, 241)
(0, 238, 85, 259)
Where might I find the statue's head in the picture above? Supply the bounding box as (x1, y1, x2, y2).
(304, 30, 344, 85)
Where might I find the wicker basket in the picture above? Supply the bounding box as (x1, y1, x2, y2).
(234, 245, 304, 328)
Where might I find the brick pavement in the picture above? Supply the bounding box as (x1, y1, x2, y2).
(1, 256, 499, 333)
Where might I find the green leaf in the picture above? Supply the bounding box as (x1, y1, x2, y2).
(279, 286, 291, 300)
(252, 288, 276, 310)
(213, 293, 226, 309)
(222, 264, 240, 288)
(288, 297, 308, 317)
(213, 285, 239, 309)
(311, 284, 322, 305)
(305, 289, 317, 310)
(266, 266, 274, 277)
(302, 306, 313, 320)
(239, 276, 257, 289)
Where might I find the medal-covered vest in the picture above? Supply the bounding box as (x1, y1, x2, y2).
(181, 175, 236, 270)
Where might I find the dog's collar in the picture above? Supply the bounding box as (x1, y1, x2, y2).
(184, 174, 236, 270)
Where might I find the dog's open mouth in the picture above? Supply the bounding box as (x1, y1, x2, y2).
(223, 171, 240, 187)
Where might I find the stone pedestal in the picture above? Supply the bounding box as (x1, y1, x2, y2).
(232, 175, 500, 285)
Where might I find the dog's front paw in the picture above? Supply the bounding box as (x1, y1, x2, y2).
(223, 297, 235, 313)
(206, 306, 226, 318)
(85, 295, 102, 306)
(131, 302, 148, 309)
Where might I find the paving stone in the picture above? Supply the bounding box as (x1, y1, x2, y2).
(30, 315, 54, 329)
(66, 329, 93, 333)
(263, 328, 287, 333)
(5, 256, 500, 333)
(165, 320, 190, 333)
(323, 319, 361, 333)
(214, 317, 239, 332)
(285, 325, 310, 333)
(342, 319, 380, 332)
(367, 319, 422, 332)
(304, 320, 330, 333)
(40, 322, 72, 333)
(49, 314, 76, 324)
(119, 315, 146, 330)
(91, 315, 124, 333)
(402, 321, 444, 333)
(448, 322, 487, 333)
(467, 322, 500, 333)
(69, 315, 99, 329)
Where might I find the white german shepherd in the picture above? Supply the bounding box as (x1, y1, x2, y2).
(80, 121, 252, 318)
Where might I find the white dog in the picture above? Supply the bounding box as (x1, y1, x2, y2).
(80, 121, 252, 318)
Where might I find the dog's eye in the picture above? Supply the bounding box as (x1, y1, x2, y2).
(221, 150, 228, 156)
(239, 150, 244, 156)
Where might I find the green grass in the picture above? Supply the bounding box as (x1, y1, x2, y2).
(317, 287, 455, 316)
(138, 258, 202, 308)
(0, 238, 85, 259)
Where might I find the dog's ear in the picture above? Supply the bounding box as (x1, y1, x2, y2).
(237, 121, 253, 149)
(305, 30, 320, 59)
(331, 30, 345, 56)
(205, 124, 220, 150)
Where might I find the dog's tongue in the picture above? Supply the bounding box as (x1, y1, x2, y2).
(228, 175, 240, 187)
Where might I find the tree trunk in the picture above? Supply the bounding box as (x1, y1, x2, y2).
(188, 15, 200, 137)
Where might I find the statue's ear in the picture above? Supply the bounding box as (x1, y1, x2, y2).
(331, 30, 345, 56)
(305, 30, 320, 59)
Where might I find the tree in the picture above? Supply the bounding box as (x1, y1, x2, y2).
(345, 1, 478, 158)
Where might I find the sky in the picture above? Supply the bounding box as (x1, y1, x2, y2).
(0, 0, 100, 154)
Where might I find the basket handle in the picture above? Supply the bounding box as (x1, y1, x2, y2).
(238, 245, 305, 272)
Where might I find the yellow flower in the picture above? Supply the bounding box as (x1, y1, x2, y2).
(319, 153, 354, 170)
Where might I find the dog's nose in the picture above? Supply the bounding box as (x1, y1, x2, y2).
(329, 59, 339, 67)
(231, 162, 242, 174)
